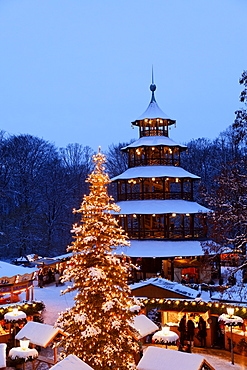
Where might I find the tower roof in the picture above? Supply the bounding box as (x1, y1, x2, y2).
(121, 136, 187, 151)
(132, 74, 175, 125)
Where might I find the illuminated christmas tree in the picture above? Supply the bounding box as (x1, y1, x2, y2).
(56, 150, 138, 369)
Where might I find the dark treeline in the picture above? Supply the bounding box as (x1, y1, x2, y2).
(0, 133, 94, 258)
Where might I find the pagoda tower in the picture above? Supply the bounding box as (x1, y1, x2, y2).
(111, 77, 210, 282)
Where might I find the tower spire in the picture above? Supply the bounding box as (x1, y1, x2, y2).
(150, 65, 156, 103)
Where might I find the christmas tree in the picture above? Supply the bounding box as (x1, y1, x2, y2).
(56, 150, 138, 369)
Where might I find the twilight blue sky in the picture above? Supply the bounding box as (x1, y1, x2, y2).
(0, 0, 246, 151)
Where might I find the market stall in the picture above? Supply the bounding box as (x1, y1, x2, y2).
(0, 262, 37, 304)
(15, 321, 65, 368)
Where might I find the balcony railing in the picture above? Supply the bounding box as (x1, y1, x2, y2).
(126, 228, 206, 240)
(129, 158, 180, 167)
(118, 191, 193, 201)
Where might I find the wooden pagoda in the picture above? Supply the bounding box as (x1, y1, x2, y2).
(111, 78, 211, 283)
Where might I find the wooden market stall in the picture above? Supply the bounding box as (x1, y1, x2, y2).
(0, 261, 37, 304)
(139, 297, 247, 354)
(15, 321, 65, 368)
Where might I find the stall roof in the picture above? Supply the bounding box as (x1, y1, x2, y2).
(34, 258, 62, 266)
(15, 321, 64, 348)
(50, 354, 93, 370)
(130, 278, 198, 299)
(54, 253, 73, 260)
(121, 136, 187, 151)
(130, 314, 159, 339)
(137, 346, 215, 370)
(111, 165, 200, 181)
(115, 240, 204, 258)
(0, 261, 37, 278)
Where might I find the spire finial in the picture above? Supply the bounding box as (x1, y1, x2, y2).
(150, 65, 156, 102)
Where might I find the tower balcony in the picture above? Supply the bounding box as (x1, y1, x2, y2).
(118, 191, 193, 201)
(117, 212, 208, 241)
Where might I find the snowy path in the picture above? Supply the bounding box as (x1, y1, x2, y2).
(32, 281, 77, 325)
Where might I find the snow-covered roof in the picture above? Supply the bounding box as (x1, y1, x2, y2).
(53, 253, 74, 260)
(130, 314, 159, 339)
(111, 165, 200, 181)
(113, 199, 210, 215)
(133, 99, 171, 122)
(137, 346, 215, 370)
(121, 136, 187, 151)
(130, 278, 198, 299)
(115, 240, 204, 257)
(0, 261, 37, 278)
(50, 354, 94, 370)
(34, 257, 61, 266)
(15, 321, 64, 347)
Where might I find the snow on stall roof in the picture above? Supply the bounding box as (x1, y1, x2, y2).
(121, 136, 187, 150)
(115, 239, 204, 257)
(50, 354, 94, 370)
(111, 165, 200, 181)
(0, 261, 37, 278)
(53, 252, 73, 260)
(113, 199, 210, 215)
(15, 321, 63, 347)
(130, 314, 159, 339)
(130, 278, 198, 299)
(137, 346, 214, 370)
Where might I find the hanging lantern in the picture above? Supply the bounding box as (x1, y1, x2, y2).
(20, 337, 30, 350)
(12, 308, 19, 315)
(162, 326, 170, 334)
(227, 307, 235, 317)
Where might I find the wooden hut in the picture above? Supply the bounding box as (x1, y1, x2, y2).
(0, 261, 37, 304)
(15, 321, 65, 367)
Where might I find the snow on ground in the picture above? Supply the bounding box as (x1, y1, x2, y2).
(22, 280, 77, 325)
(22, 281, 247, 370)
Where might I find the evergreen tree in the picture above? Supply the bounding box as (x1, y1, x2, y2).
(56, 150, 138, 369)
(202, 71, 247, 257)
(233, 70, 247, 146)
(204, 160, 247, 255)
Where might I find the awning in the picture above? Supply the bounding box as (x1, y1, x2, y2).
(114, 240, 204, 258)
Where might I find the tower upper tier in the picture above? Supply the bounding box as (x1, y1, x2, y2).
(131, 82, 176, 137)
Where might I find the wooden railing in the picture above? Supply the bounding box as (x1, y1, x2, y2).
(126, 228, 206, 240)
(129, 158, 180, 167)
(118, 191, 193, 201)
